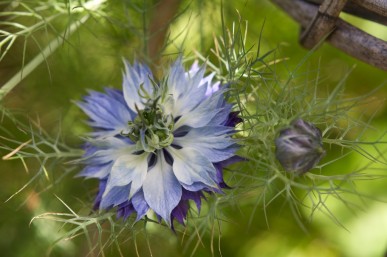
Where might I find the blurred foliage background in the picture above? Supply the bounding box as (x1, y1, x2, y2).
(0, 0, 386, 256)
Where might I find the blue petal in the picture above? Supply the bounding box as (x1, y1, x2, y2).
(143, 151, 182, 225)
(201, 75, 220, 96)
(77, 162, 112, 179)
(174, 125, 235, 143)
(77, 89, 133, 135)
(131, 190, 149, 221)
(187, 60, 220, 96)
(207, 105, 233, 126)
(198, 146, 238, 163)
(104, 88, 128, 106)
(174, 89, 229, 129)
(117, 202, 135, 220)
(167, 58, 187, 100)
(173, 126, 236, 162)
(186, 60, 200, 76)
(166, 59, 210, 117)
(87, 137, 133, 149)
(172, 80, 207, 117)
(100, 185, 130, 209)
(122, 60, 154, 111)
(84, 137, 136, 165)
(93, 179, 107, 210)
(181, 189, 204, 211)
(180, 181, 208, 191)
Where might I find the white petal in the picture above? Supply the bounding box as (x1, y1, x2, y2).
(174, 90, 226, 129)
(104, 152, 149, 198)
(88, 142, 136, 165)
(173, 126, 236, 162)
(168, 147, 218, 187)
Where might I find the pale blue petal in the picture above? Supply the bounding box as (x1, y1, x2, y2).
(174, 89, 228, 129)
(175, 125, 234, 140)
(100, 185, 130, 209)
(173, 126, 235, 149)
(173, 85, 207, 117)
(143, 151, 182, 225)
(173, 126, 236, 162)
(122, 60, 154, 111)
(78, 162, 112, 179)
(171, 63, 209, 116)
(199, 72, 220, 96)
(168, 147, 218, 187)
(78, 104, 128, 134)
(180, 181, 207, 191)
(87, 137, 132, 149)
(207, 105, 232, 125)
(165, 59, 210, 117)
(77, 89, 133, 134)
(90, 149, 128, 164)
(104, 88, 128, 106)
(174, 106, 223, 129)
(89, 88, 135, 122)
(205, 81, 220, 96)
(88, 129, 126, 138)
(186, 61, 200, 76)
(200, 145, 239, 162)
(187, 61, 220, 96)
(185, 65, 206, 91)
(132, 190, 149, 221)
(85, 139, 136, 165)
(173, 71, 208, 116)
(167, 58, 187, 101)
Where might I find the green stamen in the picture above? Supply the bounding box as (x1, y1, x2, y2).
(123, 98, 174, 152)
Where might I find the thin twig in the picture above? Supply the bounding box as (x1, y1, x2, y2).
(2, 139, 32, 160)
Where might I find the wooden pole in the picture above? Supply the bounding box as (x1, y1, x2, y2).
(304, 0, 387, 25)
(300, 0, 348, 48)
(270, 0, 387, 71)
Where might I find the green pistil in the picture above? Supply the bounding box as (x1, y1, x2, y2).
(123, 98, 174, 152)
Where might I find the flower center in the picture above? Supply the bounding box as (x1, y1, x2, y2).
(124, 98, 174, 152)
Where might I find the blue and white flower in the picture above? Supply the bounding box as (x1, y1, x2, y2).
(77, 58, 242, 227)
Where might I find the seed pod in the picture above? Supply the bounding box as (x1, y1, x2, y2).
(275, 119, 325, 174)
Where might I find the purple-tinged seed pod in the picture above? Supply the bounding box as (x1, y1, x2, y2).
(275, 119, 325, 174)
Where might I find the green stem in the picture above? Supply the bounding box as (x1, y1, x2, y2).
(0, 1, 104, 101)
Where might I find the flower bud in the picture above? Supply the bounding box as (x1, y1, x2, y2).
(275, 119, 325, 174)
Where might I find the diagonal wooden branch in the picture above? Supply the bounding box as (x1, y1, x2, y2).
(305, 0, 387, 25)
(300, 0, 348, 48)
(270, 0, 387, 71)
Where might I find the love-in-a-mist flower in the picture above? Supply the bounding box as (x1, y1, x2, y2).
(77, 58, 242, 227)
(275, 119, 325, 174)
